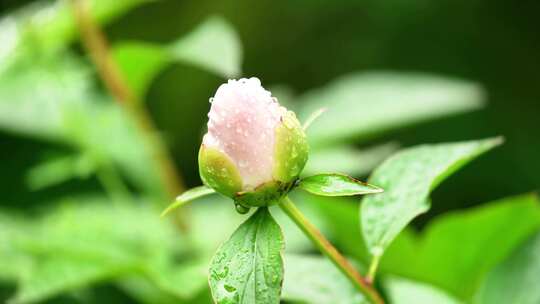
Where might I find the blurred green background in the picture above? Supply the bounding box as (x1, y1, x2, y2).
(2, 0, 539, 212)
(1, 0, 539, 303)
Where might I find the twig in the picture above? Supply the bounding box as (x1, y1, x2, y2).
(279, 196, 384, 304)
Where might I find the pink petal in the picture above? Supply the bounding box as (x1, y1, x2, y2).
(203, 77, 286, 189)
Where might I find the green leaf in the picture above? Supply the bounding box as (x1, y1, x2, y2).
(161, 185, 215, 217)
(113, 16, 242, 98)
(25, 154, 95, 190)
(302, 107, 327, 130)
(1, 196, 193, 303)
(209, 208, 284, 304)
(168, 16, 242, 78)
(112, 42, 168, 99)
(9, 257, 131, 304)
(385, 276, 463, 304)
(474, 231, 540, 304)
(303, 143, 399, 176)
(0, 53, 91, 140)
(0, 0, 148, 67)
(282, 254, 367, 304)
(299, 72, 485, 146)
(380, 194, 540, 300)
(299, 173, 383, 197)
(361, 137, 502, 258)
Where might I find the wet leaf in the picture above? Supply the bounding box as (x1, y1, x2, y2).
(361, 137, 502, 259)
(209, 208, 284, 304)
(299, 173, 383, 197)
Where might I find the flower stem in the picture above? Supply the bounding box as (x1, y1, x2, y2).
(279, 196, 384, 304)
(70, 0, 188, 228)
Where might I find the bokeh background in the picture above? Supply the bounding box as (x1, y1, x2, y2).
(1, 0, 539, 303)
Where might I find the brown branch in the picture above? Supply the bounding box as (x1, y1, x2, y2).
(70, 0, 188, 228)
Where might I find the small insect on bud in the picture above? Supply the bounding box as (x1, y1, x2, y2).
(199, 77, 308, 210)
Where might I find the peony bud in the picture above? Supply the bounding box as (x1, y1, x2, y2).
(199, 77, 308, 209)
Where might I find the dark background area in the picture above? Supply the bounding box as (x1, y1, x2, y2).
(1, 0, 539, 222)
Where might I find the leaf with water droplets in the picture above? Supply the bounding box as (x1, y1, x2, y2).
(209, 208, 284, 304)
(361, 137, 502, 261)
(299, 173, 383, 197)
(161, 185, 215, 217)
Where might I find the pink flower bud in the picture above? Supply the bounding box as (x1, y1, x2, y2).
(199, 77, 308, 206)
(203, 77, 285, 188)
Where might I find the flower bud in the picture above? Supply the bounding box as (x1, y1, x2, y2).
(199, 77, 308, 208)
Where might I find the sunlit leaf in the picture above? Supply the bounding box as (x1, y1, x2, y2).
(299, 72, 486, 146)
(161, 185, 215, 217)
(0, 54, 91, 140)
(25, 154, 95, 190)
(361, 137, 502, 259)
(282, 254, 366, 304)
(299, 173, 382, 197)
(168, 16, 242, 78)
(209, 208, 284, 304)
(381, 194, 540, 300)
(385, 276, 463, 304)
(474, 231, 540, 304)
(0, 196, 195, 303)
(0, 0, 148, 68)
(9, 257, 131, 304)
(112, 42, 168, 98)
(113, 16, 242, 98)
(303, 142, 399, 176)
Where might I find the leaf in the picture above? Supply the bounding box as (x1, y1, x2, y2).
(112, 42, 168, 98)
(113, 16, 242, 98)
(209, 208, 284, 304)
(380, 194, 540, 300)
(299, 72, 486, 146)
(385, 276, 463, 304)
(302, 107, 327, 130)
(168, 16, 242, 78)
(25, 154, 95, 190)
(9, 257, 131, 304)
(361, 137, 502, 259)
(0, 53, 91, 140)
(474, 231, 540, 304)
(0, 0, 148, 67)
(0, 196, 197, 303)
(282, 254, 367, 304)
(299, 173, 383, 197)
(303, 142, 399, 176)
(161, 185, 215, 217)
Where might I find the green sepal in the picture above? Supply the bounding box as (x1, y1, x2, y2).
(234, 181, 296, 208)
(273, 111, 309, 183)
(198, 145, 243, 198)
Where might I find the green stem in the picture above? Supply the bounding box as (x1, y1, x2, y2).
(366, 254, 381, 284)
(279, 196, 384, 304)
